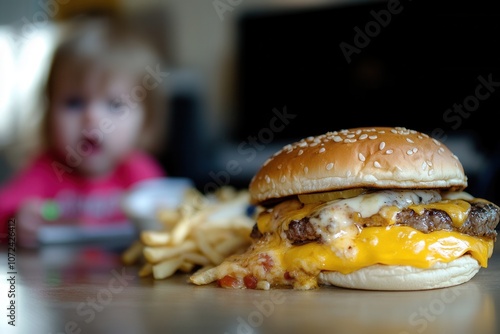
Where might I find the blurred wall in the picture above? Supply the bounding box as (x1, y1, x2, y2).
(0, 0, 347, 184)
(2, 0, 500, 205)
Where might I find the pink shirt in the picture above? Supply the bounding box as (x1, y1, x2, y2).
(0, 150, 165, 242)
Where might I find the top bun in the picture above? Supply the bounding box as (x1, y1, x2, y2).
(249, 127, 467, 205)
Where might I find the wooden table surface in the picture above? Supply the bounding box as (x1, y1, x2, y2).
(1, 239, 499, 334)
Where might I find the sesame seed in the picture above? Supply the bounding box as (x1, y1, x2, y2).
(378, 130, 385, 134)
(319, 147, 326, 153)
(391, 129, 397, 134)
(333, 136, 342, 142)
(374, 161, 382, 168)
(386, 149, 393, 155)
(406, 138, 414, 144)
(412, 148, 418, 153)
(344, 138, 357, 143)
(421, 162, 427, 170)
(277, 164, 282, 169)
(418, 135, 423, 139)
(379, 141, 386, 150)
(429, 169, 435, 175)
(359, 134, 368, 140)
(304, 167, 309, 174)
(407, 149, 413, 155)
(432, 139, 441, 146)
(297, 150, 303, 156)
(347, 134, 355, 138)
(426, 160, 433, 167)
(265, 175, 271, 183)
(310, 142, 318, 147)
(358, 153, 366, 162)
(356, 129, 362, 135)
(369, 135, 378, 140)
(326, 162, 334, 170)
(347, 170, 352, 177)
(299, 142, 308, 147)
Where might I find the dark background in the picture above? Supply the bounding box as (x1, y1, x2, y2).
(205, 0, 500, 204)
(234, 1, 500, 144)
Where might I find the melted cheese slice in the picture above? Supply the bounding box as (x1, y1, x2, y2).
(283, 226, 493, 275)
(256, 190, 494, 277)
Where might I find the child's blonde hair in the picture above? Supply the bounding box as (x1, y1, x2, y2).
(41, 16, 167, 157)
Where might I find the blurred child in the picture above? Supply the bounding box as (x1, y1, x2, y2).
(0, 17, 168, 247)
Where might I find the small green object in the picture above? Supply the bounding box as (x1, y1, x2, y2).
(42, 201, 60, 221)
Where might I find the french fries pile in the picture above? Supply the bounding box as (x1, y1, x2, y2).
(121, 186, 255, 280)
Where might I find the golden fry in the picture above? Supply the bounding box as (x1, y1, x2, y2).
(141, 230, 171, 246)
(152, 257, 184, 279)
(138, 263, 153, 277)
(182, 252, 211, 266)
(143, 240, 197, 263)
(122, 186, 255, 280)
(194, 229, 225, 265)
(189, 266, 218, 285)
(121, 240, 144, 265)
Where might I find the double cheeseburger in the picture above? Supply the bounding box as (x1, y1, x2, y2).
(190, 127, 500, 290)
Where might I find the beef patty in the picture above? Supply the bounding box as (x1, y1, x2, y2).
(270, 200, 500, 245)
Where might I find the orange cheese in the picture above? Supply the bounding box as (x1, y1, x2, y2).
(254, 194, 493, 277)
(282, 226, 493, 275)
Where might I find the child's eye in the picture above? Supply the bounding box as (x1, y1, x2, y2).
(64, 96, 85, 110)
(108, 98, 126, 112)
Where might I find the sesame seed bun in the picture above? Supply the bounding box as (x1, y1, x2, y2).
(249, 127, 468, 205)
(318, 255, 480, 290)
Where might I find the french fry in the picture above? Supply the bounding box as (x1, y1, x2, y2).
(182, 252, 211, 266)
(170, 217, 193, 245)
(143, 240, 197, 263)
(122, 186, 254, 281)
(121, 240, 144, 265)
(215, 235, 250, 256)
(189, 266, 218, 285)
(194, 229, 225, 265)
(153, 257, 184, 279)
(141, 230, 171, 246)
(157, 209, 180, 227)
(138, 263, 153, 277)
(179, 261, 195, 273)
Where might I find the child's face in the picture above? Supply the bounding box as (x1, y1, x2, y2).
(49, 63, 145, 178)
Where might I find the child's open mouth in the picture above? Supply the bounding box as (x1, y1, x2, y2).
(82, 137, 103, 155)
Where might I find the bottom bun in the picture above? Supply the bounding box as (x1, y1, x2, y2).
(318, 255, 480, 291)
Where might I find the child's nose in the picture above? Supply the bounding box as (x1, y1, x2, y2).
(82, 103, 103, 127)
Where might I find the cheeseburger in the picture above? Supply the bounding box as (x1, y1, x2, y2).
(190, 127, 499, 290)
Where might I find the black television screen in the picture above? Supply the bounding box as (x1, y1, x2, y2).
(233, 0, 500, 151)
